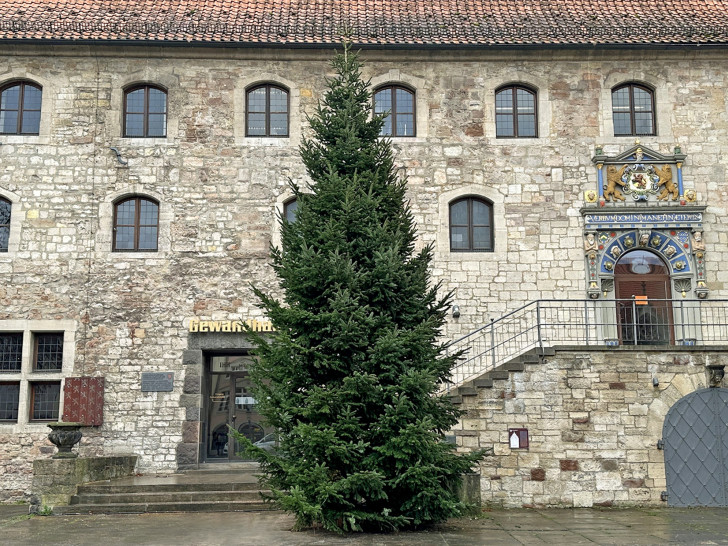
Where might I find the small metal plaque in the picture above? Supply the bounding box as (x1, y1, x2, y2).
(141, 372, 174, 392)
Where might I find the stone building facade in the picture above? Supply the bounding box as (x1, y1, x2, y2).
(2, 1, 728, 506)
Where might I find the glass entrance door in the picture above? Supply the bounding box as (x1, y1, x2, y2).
(205, 355, 268, 461)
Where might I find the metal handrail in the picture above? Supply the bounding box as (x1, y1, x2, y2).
(442, 298, 728, 393)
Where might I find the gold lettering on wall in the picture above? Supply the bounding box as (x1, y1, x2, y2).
(188, 319, 274, 333)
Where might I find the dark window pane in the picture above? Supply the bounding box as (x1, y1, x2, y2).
(148, 88, 167, 113)
(396, 114, 414, 137)
(21, 110, 41, 134)
(396, 88, 414, 113)
(247, 113, 266, 136)
(450, 226, 469, 250)
(0, 333, 22, 372)
(0, 383, 20, 421)
(138, 227, 158, 250)
(269, 113, 288, 136)
(0, 198, 10, 226)
(35, 333, 63, 371)
(495, 89, 513, 113)
(247, 88, 267, 113)
(269, 88, 287, 112)
(0, 226, 8, 253)
(612, 88, 630, 111)
(517, 114, 536, 137)
(450, 200, 468, 225)
(374, 89, 391, 114)
(472, 200, 490, 225)
(126, 89, 145, 113)
(116, 200, 136, 225)
(31, 383, 60, 421)
(23, 86, 42, 110)
(139, 200, 158, 224)
(633, 88, 652, 111)
(147, 114, 166, 137)
(284, 200, 298, 223)
(380, 115, 392, 136)
(125, 113, 144, 137)
(0, 111, 18, 134)
(634, 113, 654, 135)
(1, 86, 19, 109)
(613, 112, 631, 135)
(473, 227, 492, 250)
(496, 114, 514, 137)
(516, 89, 535, 112)
(115, 226, 135, 250)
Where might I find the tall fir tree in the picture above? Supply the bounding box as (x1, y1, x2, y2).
(241, 43, 484, 533)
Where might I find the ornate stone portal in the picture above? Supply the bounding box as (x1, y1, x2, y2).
(583, 144, 708, 302)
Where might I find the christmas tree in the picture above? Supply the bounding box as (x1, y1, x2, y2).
(241, 43, 484, 533)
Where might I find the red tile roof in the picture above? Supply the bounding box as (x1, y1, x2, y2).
(1, 0, 728, 47)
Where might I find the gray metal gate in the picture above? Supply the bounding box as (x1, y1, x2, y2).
(662, 387, 728, 506)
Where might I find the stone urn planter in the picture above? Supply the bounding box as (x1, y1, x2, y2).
(47, 422, 83, 459)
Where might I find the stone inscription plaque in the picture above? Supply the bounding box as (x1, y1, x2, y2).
(141, 372, 174, 392)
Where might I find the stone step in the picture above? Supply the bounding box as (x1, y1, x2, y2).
(457, 386, 477, 396)
(76, 481, 260, 494)
(54, 500, 275, 515)
(504, 361, 525, 372)
(473, 377, 494, 388)
(71, 490, 266, 504)
(489, 370, 510, 380)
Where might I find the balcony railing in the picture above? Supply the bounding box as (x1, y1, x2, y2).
(442, 298, 728, 392)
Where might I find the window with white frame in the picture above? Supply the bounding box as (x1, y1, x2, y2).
(0, 323, 73, 425)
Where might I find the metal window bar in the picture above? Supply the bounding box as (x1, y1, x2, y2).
(441, 299, 728, 393)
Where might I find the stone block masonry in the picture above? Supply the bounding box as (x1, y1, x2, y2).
(453, 348, 726, 507)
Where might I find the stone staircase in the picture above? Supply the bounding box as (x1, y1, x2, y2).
(53, 466, 275, 514)
(447, 346, 555, 404)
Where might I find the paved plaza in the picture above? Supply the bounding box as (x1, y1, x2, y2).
(1, 505, 728, 545)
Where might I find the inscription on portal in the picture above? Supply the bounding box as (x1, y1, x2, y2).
(141, 372, 174, 392)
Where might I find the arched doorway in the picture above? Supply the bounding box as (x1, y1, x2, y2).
(663, 388, 728, 506)
(615, 250, 673, 345)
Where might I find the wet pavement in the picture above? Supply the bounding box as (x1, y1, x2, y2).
(2, 505, 728, 545)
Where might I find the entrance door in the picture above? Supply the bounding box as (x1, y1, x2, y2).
(663, 388, 728, 506)
(205, 355, 267, 461)
(615, 250, 674, 345)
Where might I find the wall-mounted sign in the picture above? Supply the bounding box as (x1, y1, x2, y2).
(141, 372, 174, 392)
(509, 428, 529, 449)
(187, 318, 274, 333)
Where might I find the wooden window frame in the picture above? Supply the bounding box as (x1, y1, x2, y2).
(29, 381, 61, 422)
(449, 197, 494, 252)
(112, 196, 159, 252)
(374, 85, 416, 137)
(495, 85, 538, 138)
(0, 80, 42, 135)
(245, 84, 290, 137)
(123, 84, 168, 138)
(612, 83, 656, 137)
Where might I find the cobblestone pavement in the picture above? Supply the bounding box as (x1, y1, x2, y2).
(1, 506, 728, 545)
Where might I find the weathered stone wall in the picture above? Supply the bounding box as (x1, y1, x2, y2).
(453, 348, 726, 507)
(2, 45, 728, 500)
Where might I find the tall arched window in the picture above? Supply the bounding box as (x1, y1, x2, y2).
(0, 81, 42, 135)
(612, 83, 655, 136)
(113, 197, 159, 251)
(123, 85, 167, 137)
(495, 85, 537, 138)
(246, 84, 289, 137)
(374, 85, 415, 137)
(0, 197, 10, 252)
(449, 197, 494, 252)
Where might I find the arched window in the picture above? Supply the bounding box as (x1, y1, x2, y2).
(374, 85, 415, 137)
(283, 198, 298, 223)
(0, 197, 10, 252)
(449, 197, 494, 252)
(123, 85, 167, 137)
(495, 85, 537, 138)
(246, 84, 289, 137)
(612, 83, 655, 136)
(0, 81, 42, 135)
(113, 197, 159, 251)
